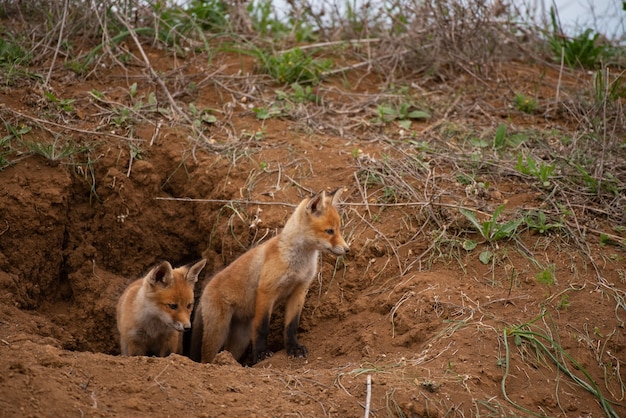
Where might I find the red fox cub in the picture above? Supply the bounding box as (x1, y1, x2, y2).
(190, 188, 350, 365)
(117, 259, 206, 357)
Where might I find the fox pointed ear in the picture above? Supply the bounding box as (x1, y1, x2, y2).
(330, 187, 345, 207)
(306, 190, 327, 215)
(186, 259, 206, 284)
(148, 261, 175, 287)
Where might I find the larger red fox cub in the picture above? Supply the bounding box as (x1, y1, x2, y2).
(117, 259, 206, 357)
(190, 189, 350, 364)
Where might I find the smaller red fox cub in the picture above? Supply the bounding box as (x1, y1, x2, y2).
(117, 259, 206, 357)
(190, 188, 350, 365)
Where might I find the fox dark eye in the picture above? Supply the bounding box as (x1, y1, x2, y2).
(325, 229, 334, 235)
(187, 303, 193, 310)
(168, 303, 178, 310)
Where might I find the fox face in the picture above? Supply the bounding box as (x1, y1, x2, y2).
(117, 259, 206, 357)
(289, 188, 350, 257)
(148, 275, 195, 332)
(306, 189, 350, 256)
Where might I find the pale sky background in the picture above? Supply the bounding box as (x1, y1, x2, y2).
(533, 0, 625, 40)
(268, 0, 625, 41)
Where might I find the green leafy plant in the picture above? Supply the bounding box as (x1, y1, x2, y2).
(276, 83, 319, 103)
(600, 233, 625, 248)
(535, 264, 556, 288)
(249, 0, 289, 37)
(253, 105, 282, 120)
(460, 205, 523, 243)
(249, 0, 315, 42)
(44, 91, 75, 113)
(571, 162, 619, 195)
(0, 122, 31, 169)
(592, 69, 626, 104)
(549, 8, 605, 69)
(557, 294, 570, 310)
(189, 103, 217, 127)
(493, 123, 507, 149)
(0, 135, 12, 169)
(184, 0, 229, 31)
(2, 123, 31, 142)
(25, 137, 88, 165)
(503, 319, 618, 417)
(0, 35, 30, 66)
(381, 186, 398, 204)
(256, 47, 331, 85)
(524, 210, 563, 234)
(371, 103, 430, 128)
(111, 105, 134, 127)
(516, 154, 555, 188)
(514, 93, 537, 114)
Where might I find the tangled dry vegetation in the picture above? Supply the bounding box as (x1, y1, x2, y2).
(1, 0, 625, 417)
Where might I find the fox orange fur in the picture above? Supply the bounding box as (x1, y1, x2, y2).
(190, 189, 350, 365)
(117, 259, 206, 357)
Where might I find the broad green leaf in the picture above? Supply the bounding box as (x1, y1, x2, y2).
(463, 239, 477, 251)
(494, 123, 506, 148)
(479, 250, 493, 264)
(460, 208, 483, 233)
(397, 119, 412, 130)
(202, 113, 217, 124)
(407, 110, 431, 119)
(470, 138, 489, 148)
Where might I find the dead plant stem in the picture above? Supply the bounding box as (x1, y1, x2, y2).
(45, 0, 69, 87)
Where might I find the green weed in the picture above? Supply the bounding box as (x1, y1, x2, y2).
(371, 103, 430, 129)
(592, 69, 626, 104)
(572, 162, 619, 195)
(276, 82, 319, 104)
(549, 8, 605, 69)
(253, 105, 282, 120)
(0, 134, 12, 169)
(503, 317, 619, 417)
(0, 35, 30, 66)
(2, 123, 31, 142)
(44, 91, 75, 113)
(514, 93, 537, 114)
(249, 0, 315, 42)
(557, 294, 570, 310)
(189, 103, 218, 128)
(516, 154, 555, 188)
(256, 47, 332, 84)
(493, 123, 507, 149)
(535, 264, 556, 288)
(249, 0, 289, 37)
(25, 137, 88, 165)
(184, 0, 228, 31)
(460, 205, 523, 243)
(111, 106, 134, 127)
(68, 27, 155, 74)
(524, 210, 563, 234)
(600, 233, 625, 248)
(1, 122, 30, 169)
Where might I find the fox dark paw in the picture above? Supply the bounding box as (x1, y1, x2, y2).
(253, 350, 273, 363)
(286, 344, 308, 359)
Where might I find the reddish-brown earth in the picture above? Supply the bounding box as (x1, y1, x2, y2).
(0, 35, 625, 417)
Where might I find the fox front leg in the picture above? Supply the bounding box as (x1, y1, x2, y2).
(251, 286, 276, 363)
(251, 312, 273, 364)
(283, 284, 308, 358)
